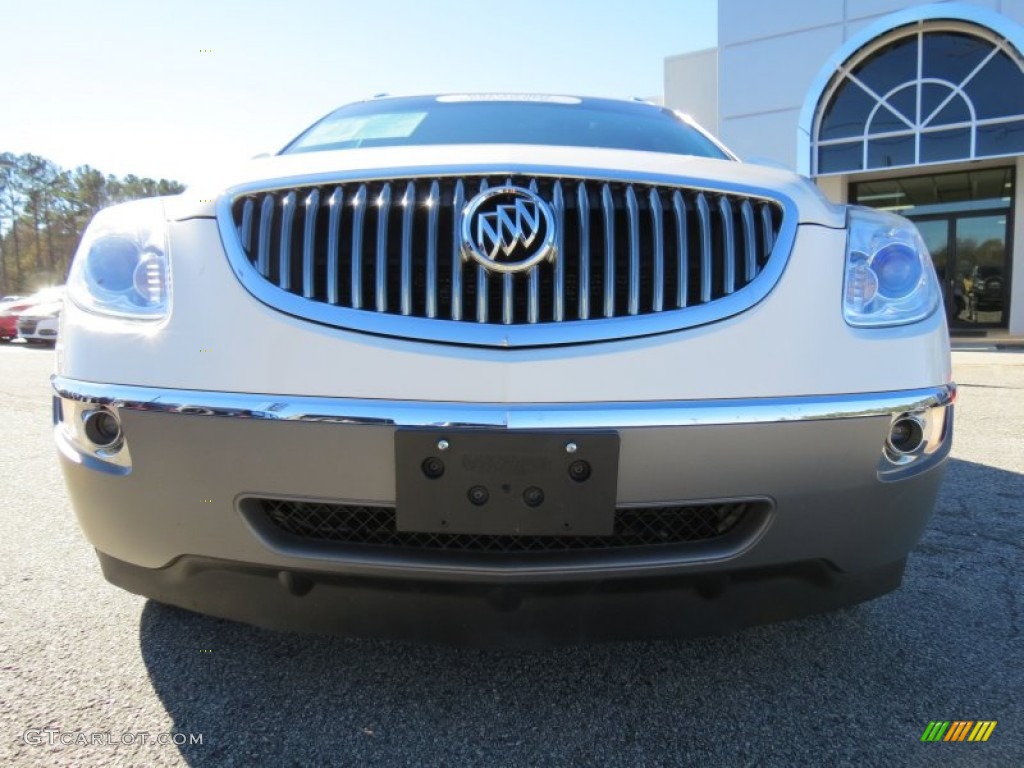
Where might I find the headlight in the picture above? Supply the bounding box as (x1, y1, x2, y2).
(843, 208, 939, 327)
(67, 198, 170, 320)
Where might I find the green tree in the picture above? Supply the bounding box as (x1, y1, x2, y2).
(0, 153, 184, 295)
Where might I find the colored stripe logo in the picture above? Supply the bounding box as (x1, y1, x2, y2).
(920, 721, 997, 742)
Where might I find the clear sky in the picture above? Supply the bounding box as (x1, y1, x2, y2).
(0, 0, 717, 186)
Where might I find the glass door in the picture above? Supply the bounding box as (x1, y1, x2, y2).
(907, 213, 1010, 329)
(955, 214, 1010, 328)
(913, 219, 956, 322)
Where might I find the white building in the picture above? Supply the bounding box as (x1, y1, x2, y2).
(666, 1, 1024, 337)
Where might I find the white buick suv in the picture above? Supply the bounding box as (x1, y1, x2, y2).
(54, 95, 953, 645)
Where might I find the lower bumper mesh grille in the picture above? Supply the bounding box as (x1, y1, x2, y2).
(256, 498, 761, 553)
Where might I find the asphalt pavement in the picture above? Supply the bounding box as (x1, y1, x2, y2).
(0, 342, 1021, 767)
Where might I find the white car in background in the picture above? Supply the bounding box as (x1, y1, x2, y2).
(17, 300, 61, 345)
(54, 94, 953, 645)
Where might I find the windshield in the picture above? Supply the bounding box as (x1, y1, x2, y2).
(282, 95, 730, 159)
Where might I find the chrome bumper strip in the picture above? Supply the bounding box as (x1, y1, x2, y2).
(52, 377, 956, 430)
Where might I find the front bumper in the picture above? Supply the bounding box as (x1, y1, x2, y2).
(55, 378, 954, 643)
(18, 316, 58, 342)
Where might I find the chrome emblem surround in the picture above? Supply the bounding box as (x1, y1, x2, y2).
(460, 186, 557, 274)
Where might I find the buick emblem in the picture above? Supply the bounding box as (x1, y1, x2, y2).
(461, 186, 556, 273)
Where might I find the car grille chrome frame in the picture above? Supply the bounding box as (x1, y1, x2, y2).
(216, 166, 797, 347)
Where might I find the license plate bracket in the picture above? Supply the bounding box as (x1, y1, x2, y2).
(395, 429, 619, 536)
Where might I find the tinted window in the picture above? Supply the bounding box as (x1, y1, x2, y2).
(815, 27, 1024, 173)
(282, 96, 730, 159)
(977, 119, 1024, 156)
(851, 167, 1013, 217)
(818, 142, 863, 173)
(867, 134, 915, 168)
(869, 86, 915, 133)
(920, 128, 970, 164)
(820, 82, 874, 140)
(923, 32, 991, 84)
(969, 52, 1024, 119)
(851, 37, 917, 96)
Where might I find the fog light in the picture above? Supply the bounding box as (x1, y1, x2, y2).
(83, 409, 122, 449)
(887, 415, 925, 457)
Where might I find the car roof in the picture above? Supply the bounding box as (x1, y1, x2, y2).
(344, 93, 665, 113)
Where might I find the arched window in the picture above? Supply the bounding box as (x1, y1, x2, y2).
(812, 22, 1024, 175)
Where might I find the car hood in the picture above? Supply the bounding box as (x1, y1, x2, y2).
(0, 301, 32, 315)
(21, 301, 62, 318)
(166, 144, 845, 228)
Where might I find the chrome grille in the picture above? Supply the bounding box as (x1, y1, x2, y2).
(224, 173, 789, 347)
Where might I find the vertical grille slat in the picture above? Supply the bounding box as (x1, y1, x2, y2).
(760, 203, 775, 258)
(625, 185, 640, 316)
(649, 188, 665, 313)
(552, 182, 569, 323)
(257, 194, 274, 277)
(577, 181, 591, 321)
(528, 178, 541, 324)
(502, 276, 514, 324)
(696, 193, 712, 304)
(552, 181, 566, 322)
(741, 200, 757, 283)
(451, 180, 464, 321)
(231, 175, 787, 343)
(400, 181, 415, 316)
(240, 198, 254, 252)
(672, 190, 688, 309)
(302, 189, 319, 298)
(601, 184, 615, 319)
(279, 192, 296, 291)
(375, 184, 391, 312)
(476, 265, 488, 323)
(719, 196, 736, 296)
(476, 179, 490, 324)
(350, 185, 367, 309)
(502, 177, 515, 326)
(426, 180, 440, 318)
(326, 187, 343, 305)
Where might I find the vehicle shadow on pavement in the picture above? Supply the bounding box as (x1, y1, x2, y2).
(4, 341, 54, 351)
(137, 457, 1022, 767)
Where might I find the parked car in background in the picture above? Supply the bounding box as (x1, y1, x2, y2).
(967, 264, 1004, 315)
(55, 94, 953, 645)
(0, 298, 35, 341)
(17, 300, 62, 345)
(0, 287, 63, 342)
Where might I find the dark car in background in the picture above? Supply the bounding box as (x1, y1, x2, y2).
(968, 265, 1005, 315)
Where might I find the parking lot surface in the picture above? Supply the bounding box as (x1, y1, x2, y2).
(0, 343, 1021, 767)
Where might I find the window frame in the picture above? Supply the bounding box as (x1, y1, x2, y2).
(811, 21, 1024, 176)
